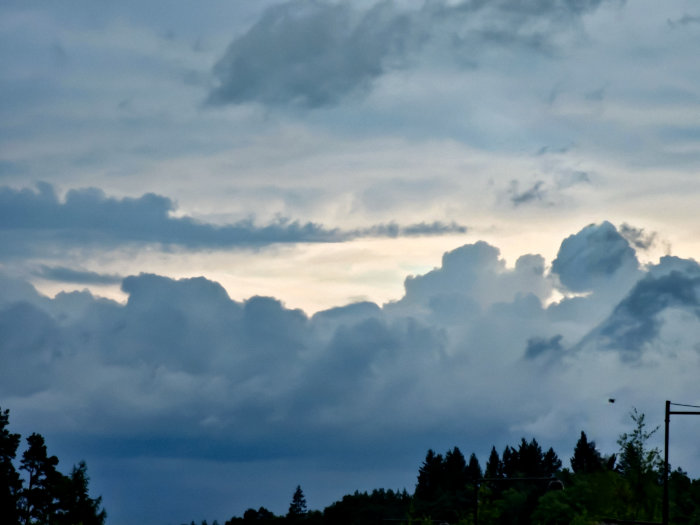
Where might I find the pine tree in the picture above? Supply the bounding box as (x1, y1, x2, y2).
(443, 447, 468, 492)
(467, 453, 482, 481)
(542, 447, 562, 477)
(501, 445, 517, 478)
(570, 431, 604, 474)
(19, 433, 61, 525)
(54, 461, 107, 525)
(484, 446, 502, 479)
(288, 485, 307, 519)
(0, 408, 22, 524)
(415, 449, 444, 501)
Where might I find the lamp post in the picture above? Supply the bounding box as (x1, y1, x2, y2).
(663, 400, 700, 525)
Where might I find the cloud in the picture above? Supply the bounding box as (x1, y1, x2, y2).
(583, 268, 700, 355)
(509, 180, 548, 206)
(208, 0, 611, 108)
(0, 183, 467, 257)
(525, 334, 564, 359)
(351, 221, 467, 238)
(618, 222, 658, 251)
(4, 221, 700, 522)
(555, 170, 590, 189)
(0, 301, 57, 396)
(392, 241, 552, 318)
(207, 1, 414, 108)
(668, 13, 700, 28)
(551, 221, 640, 293)
(35, 265, 123, 285)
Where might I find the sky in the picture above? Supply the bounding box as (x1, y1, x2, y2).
(1, 0, 700, 523)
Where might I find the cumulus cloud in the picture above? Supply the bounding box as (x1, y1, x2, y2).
(4, 221, 700, 521)
(392, 241, 552, 318)
(0, 183, 467, 257)
(208, 0, 611, 108)
(551, 221, 641, 293)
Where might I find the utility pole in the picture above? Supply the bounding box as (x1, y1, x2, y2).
(663, 400, 700, 525)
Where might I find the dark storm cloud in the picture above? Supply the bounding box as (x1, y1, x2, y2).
(551, 221, 640, 292)
(4, 221, 700, 522)
(208, 0, 611, 108)
(0, 301, 57, 396)
(0, 183, 467, 256)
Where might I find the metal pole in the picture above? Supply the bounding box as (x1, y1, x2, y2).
(663, 400, 670, 525)
(664, 403, 700, 525)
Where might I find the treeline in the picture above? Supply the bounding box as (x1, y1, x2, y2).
(213, 410, 700, 525)
(1, 407, 106, 525)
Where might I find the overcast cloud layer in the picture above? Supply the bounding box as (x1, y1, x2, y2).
(2, 1, 700, 524)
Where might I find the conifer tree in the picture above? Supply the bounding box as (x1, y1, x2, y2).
(443, 446, 468, 492)
(54, 461, 106, 525)
(415, 449, 444, 501)
(484, 446, 502, 479)
(19, 433, 60, 525)
(467, 453, 482, 481)
(570, 431, 604, 474)
(288, 485, 307, 519)
(0, 408, 22, 524)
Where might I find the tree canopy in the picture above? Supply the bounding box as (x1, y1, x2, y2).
(0, 407, 106, 525)
(219, 408, 700, 525)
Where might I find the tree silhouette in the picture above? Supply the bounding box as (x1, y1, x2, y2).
(54, 461, 106, 525)
(0, 410, 106, 525)
(484, 446, 502, 479)
(467, 452, 482, 482)
(570, 431, 604, 474)
(19, 433, 61, 525)
(322, 489, 411, 525)
(443, 446, 468, 492)
(414, 449, 444, 502)
(288, 485, 307, 519)
(0, 408, 22, 524)
(616, 408, 663, 520)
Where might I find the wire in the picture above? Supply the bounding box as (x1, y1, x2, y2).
(670, 402, 700, 409)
